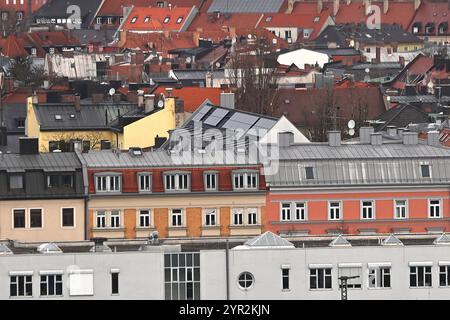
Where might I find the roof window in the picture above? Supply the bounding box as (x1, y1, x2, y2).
(130, 16, 137, 24)
(163, 17, 170, 24)
(176, 16, 183, 24)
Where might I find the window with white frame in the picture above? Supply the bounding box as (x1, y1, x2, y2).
(10, 274, 33, 297)
(294, 202, 306, 220)
(204, 208, 217, 226)
(282, 267, 290, 290)
(139, 209, 151, 228)
(361, 201, 374, 219)
(421, 164, 431, 178)
(138, 173, 152, 192)
(368, 266, 391, 289)
(31, 48, 37, 56)
(40, 274, 63, 296)
(232, 208, 244, 225)
(232, 171, 258, 190)
(247, 208, 258, 225)
(439, 265, 450, 287)
(394, 200, 407, 219)
(171, 209, 183, 227)
(107, 17, 113, 24)
(96, 17, 101, 24)
(62, 208, 75, 227)
(280, 202, 307, 221)
(329, 201, 341, 220)
(338, 266, 362, 289)
(281, 203, 291, 221)
(110, 210, 121, 228)
(30, 209, 42, 228)
(95, 174, 121, 192)
(13, 209, 26, 228)
(429, 199, 441, 218)
(204, 172, 218, 191)
(410, 265, 432, 287)
(310, 268, 332, 289)
(95, 210, 106, 228)
(238, 272, 254, 290)
(49, 47, 55, 54)
(164, 172, 190, 191)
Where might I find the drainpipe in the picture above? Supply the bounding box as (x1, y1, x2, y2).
(226, 239, 230, 300)
(75, 148, 90, 240)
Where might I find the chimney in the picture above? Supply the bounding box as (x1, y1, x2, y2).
(19, 137, 39, 154)
(359, 126, 374, 143)
(220, 92, 235, 109)
(387, 125, 397, 137)
(370, 133, 382, 145)
(383, 0, 388, 14)
(328, 131, 341, 146)
(166, 87, 173, 98)
(144, 94, 155, 113)
(317, 0, 323, 14)
(32, 92, 39, 104)
(397, 128, 405, 136)
(427, 130, 440, 147)
(414, 0, 421, 11)
(137, 91, 144, 108)
(74, 94, 81, 112)
(73, 140, 82, 153)
(91, 93, 104, 104)
(402, 132, 418, 145)
(278, 131, 294, 147)
(333, 0, 340, 16)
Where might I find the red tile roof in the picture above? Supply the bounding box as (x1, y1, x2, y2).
(121, 6, 195, 32)
(0, 34, 28, 57)
(188, 12, 263, 31)
(154, 86, 223, 112)
(408, 1, 450, 35)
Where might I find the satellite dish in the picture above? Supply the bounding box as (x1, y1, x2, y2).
(186, 57, 192, 63)
(109, 88, 116, 96)
(157, 100, 164, 108)
(215, 62, 221, 68)
(349, 128, 355, 136)
(348, 119, 356, 129)
(248, 34, 252, 39)
(365, 68, 370, 73)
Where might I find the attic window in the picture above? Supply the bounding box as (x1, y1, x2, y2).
(69, 114, 76, 119)
(314, 16, 320, 22)
(176, 17, 183, 24)
(284, 99, 290, 104)
(421, 164, 431, 178)
(144, 16, 150, 23)
(265, 16, 272, 22)
(54, 115, 62, 121)
(163, 17, 170, 24)
(305, 167, 314, 180)
(130, 17, 137, 24)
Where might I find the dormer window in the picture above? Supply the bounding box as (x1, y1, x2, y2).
(95, 173, 121, 193)
(438, 22, 448, 35)
(54, 114, 62, 121)
(305, 166, 314, 180)
(96, 17, 102, 25)
(49, 47, 55, 54)
(425, 23, 435, 34)
(163, 17, 170, 24)
(31, 48, 37, 56)
(138, 173, 152, 193)
(232, 170, 258, 190)
(421, 164, 431, 178)
(9, 174, 23, 190)
(107, 17, 113, 25)
(164, 172, 190, 192)
(204, 171, 218, 191)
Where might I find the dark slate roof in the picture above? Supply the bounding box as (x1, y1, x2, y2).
(33, 103, 138, 131)
(388, 95, 450, 104)
(207, 0, 284, 13)
(2, 103, 26, 134)
(171, 69, 224, 81)
(70, 29, 116, 45)
(0, 152, 82, 171)
(33, 0, 103, 28)
(373, 104, 430, 131)
(315, 48, 361, 57)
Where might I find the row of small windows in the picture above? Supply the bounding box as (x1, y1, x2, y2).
(12, 208, 75, 229)
(238, 264, 450, 291)
(280, 199, 443, 221)
(94, 208, 259, 229)
(94, 171, 259, 193)
(129, 16, 183, 24)
(7, 173, 75, 190)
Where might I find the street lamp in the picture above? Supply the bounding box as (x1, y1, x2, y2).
(338, 276, 360, 300)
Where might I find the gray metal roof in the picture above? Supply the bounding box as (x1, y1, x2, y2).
(244, 231, 294, 247)
(265, 143, 450, 187)
(0, 152, 82, 171)
(388, 95, 450, 104)
(208, 0, 283, 13)
(171, 69, 224, 80)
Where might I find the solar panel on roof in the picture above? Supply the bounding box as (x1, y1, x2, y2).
(191, 105, 212, 122)
(203, 108, 229, 126)
(222, 113, 259, 133)
(252, 118, 277, 130)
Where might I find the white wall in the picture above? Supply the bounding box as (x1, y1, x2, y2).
(259, 116, 310, 144)
(277, 49, 329, 69)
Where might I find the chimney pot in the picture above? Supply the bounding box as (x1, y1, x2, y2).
(402, 132, 419, 145)
(220, 92, 235, 109)
(359, 126, 374, 143)
(166, 87, 174, 98)
(328, 131, 341, 146)
(387, 125, 397, 137)
(278, 131, 294, 147)
(370, 133, 382, 145)
(144, 94, 155, 113)
(427, 130, 440, 147)
(74, 95, 81, 112)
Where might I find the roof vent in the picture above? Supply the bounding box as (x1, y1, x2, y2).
(329, 234, 351, 247)
(244, 231, 294, 248)
(37, 243, 63, 254)
(90, 237, 112, 253)
(382, 234, 404, 246)
(0, 243, 13, 255)
(129, 147, 143, 157)
(434, 233, 450, 246)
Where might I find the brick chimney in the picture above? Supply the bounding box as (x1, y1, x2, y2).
(74, 94, 81, 112)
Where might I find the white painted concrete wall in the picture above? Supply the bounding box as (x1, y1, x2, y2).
(277, 49, 329, 69)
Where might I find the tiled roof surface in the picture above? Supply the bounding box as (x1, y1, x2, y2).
(409, 1, 450, 35)
(121, 6, 194, 31)
(154, 86, 223, 112)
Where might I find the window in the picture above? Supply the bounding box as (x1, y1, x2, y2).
(163, 17, 170, 24)
(13, 209, 25, 228)
(49, 48, 55, 54)
(30, 209, 42, 228)
(16, 11, 23, 21)
(40, 274, 63, 296)
(96, 17, 101, 24)
(361, 201, 374, 219)
(421, 164, 431, 178)
(164, 173, 190, 191)
(138, 173, 152, 192)
(95, 174, 121, 192)
(204, 209, 217, 226)
(366, 47, 371, 53)
(232, 171, 258, 190)
(110, 210, 121, 228)
(47, 175, 59, 188)
(130, 16, 137, 23)
(157, 1, 164, 7)
(144, 16, 150, 23)
(204, 172, 218, 191)
(305, 166, 314, 179)
(394, 200, 407, 219)
(9, 174, 23, 189)
(111, 272, 119, 295)
(176, 16, 183, 24)
(139, 210, 151, 228)
(171, 209, 183, 227)
(232, 208, 243, 225)
(329, 201, 341, 220)
(281, 203, 291, 221)
(303, 30, 310, 38)
(368, 266, 391, 289)
(1, 11, 8, 21)
(68, 270, 94, 296)
(15, 117, 25, 128)
(238, 272, 254, 290)
(281, 202, 307, 221)
(410, 266, 432, 287)
(294, 202, 306, 220)
(429, 199, 441, 218)
(439, 265, 450, 287)
(387, 47, 392, 54)
(62, 208, 74, 227)
(284, 30, 292, 40)
(164, 253, 200, 300)
(247, 208, 258, 225)
(338, 267, 362, 289)
(10, 275, 32, 297)
(107, 17, 113, 25)
(95, 211, 106, 228)
(282, 268, 289, 290)
(310, 268, 332, 289)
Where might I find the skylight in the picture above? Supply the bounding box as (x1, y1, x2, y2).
(163, 17, 170, 24)
(130, 16, 137, 23)
(176, 16, 183, 24)
(265, 16, 272, 22)
(54, 114, 62, 120)
(144, 16, 150, 23)
(314, 16, 320, 22)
